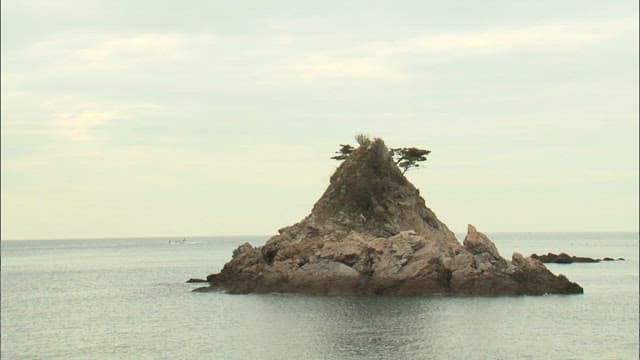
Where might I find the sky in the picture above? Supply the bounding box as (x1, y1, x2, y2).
(1, 1, 638, 240)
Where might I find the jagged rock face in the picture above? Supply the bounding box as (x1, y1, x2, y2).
(196, 139, 583, 296)
(308, 140, 452, 238)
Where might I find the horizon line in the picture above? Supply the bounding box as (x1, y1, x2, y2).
(2, 230, 638, 242)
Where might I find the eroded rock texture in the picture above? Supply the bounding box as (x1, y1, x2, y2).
(195, 139, 583, 296)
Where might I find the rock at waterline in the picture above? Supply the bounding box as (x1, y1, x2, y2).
(530, 253, 625, 264)
(195, 138, 583, 296)
(186, 278, 207, 283)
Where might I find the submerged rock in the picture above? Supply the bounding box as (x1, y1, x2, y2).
(195, 138, 583, 296)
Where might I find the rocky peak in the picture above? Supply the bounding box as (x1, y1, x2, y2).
(463, 224, 501, 260)
(307, 138, 446, 238)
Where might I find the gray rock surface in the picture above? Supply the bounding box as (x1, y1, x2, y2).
(195, 139, 583, 296)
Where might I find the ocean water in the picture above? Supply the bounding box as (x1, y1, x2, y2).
(1, 233, 638, 360)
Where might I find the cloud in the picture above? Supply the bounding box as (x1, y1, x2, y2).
(375, 18, 634, 55)
(73, 34, 186, 61)
(69, 33, 218, 69)
(295, 55, 407, 80)
(50, 111, 119, 140)
(1, 33, 218, 73)
(289, 17, 635, 80)
(0, 34, 217, 93)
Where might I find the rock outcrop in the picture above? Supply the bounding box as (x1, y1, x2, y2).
(531, 253, 624, 264)
(195, 139, 583, 296)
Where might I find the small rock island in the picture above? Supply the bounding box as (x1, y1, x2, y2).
(195, 138, 583, 296)
(531, 253, 624, 264)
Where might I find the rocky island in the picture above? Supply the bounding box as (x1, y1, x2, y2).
(195, 138, 583, 296)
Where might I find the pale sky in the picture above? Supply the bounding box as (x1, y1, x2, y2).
(1, 1, 638, 240)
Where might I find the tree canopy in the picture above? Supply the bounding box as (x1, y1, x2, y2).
(331, 136, 430, 175)
(389, 147, 431, 174)
(354, 133, 371, 146)
(330, 144, 355, 160)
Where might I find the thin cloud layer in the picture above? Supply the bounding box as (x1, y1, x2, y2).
(73, 34, 188, 61)
(291, 18, 635, 80)
(70, 33, 219, 70)
(295, 56, 408, 80)
(50, 111, 119, 140)
(373, 18, 635, 55)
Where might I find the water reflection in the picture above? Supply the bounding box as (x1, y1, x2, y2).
(245, 294, 444, 359)
(237, 294, 581, 359)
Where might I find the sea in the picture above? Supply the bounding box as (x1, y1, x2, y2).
(1, 232, 638, 360)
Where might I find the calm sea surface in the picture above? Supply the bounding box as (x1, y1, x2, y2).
(1, 233, 638, 359)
